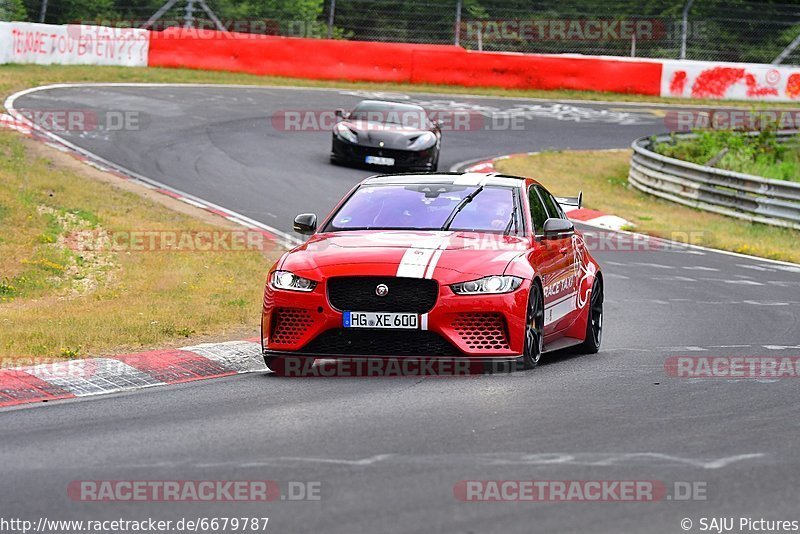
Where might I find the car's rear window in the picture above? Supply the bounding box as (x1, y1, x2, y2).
(324, 184, 517, 233)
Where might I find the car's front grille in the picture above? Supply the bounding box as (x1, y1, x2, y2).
(299, 329, 461, 356)
(327, 277, 438, 313)
(345, 145, 424, 164)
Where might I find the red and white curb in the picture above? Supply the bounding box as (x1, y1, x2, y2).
(0, 341, 267, 408)
(459, 154, 633, 232)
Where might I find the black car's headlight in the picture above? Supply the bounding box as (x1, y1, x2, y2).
(334, 123, 358, 143)
(270, 270, 317, 292)
(407, 131, 437, 151)
(450, 276, 523, 295)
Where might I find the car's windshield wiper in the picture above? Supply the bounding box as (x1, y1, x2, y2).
(441, 185, 484, 231)
(503, 200, 518, 236)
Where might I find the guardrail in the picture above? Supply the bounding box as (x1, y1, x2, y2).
(628, 132, 800, 230)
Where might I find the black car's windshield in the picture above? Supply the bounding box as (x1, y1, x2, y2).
(325, 184, 517, 233)
(349, 101, 429, 127)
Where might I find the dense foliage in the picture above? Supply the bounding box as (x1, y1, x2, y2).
(654, 129, 800, 182)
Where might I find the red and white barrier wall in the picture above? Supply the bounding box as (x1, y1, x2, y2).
(0, 22, 149, 66)
(2, 22, 800, 101)
(661, 60, 800, 101)
(146, 28, 663, 95)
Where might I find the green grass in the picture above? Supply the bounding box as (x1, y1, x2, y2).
(653, 129, 800, 182)
(2, 63, 800, 111)
(0, 131, 278, 361)
(495, 150, 800, 264)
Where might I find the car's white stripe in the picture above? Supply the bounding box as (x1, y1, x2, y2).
(396, 248, 438, 278)
(397, 235, 451, 279)
(424, 238, 450, 279)
(424, 249, 444, 279)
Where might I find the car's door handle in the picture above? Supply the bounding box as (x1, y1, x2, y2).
(559, 246, 569, 255)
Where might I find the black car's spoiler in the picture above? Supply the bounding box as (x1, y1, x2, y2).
(555, 191, 583, 209)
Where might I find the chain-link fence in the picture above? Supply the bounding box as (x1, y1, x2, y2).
(7, 0, 800, 65)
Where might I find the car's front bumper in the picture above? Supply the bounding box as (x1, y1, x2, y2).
(261, 278, 528, 358)
(330, 136, 437, 170)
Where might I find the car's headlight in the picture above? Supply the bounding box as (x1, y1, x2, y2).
(450, 276, 523, 295)
(334, 123, 358, 143)
(270, 270, 317, 292)
(408, 131, 437, 150)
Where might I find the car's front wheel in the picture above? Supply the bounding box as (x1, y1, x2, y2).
(518, 281, 544, 370)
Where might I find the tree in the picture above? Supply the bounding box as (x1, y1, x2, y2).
(1, 0, 28, 21)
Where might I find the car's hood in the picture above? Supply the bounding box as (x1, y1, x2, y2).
(342, 120, 431, 149)
(280, 230, 528, 281)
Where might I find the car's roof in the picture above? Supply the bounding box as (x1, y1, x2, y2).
(363, 172, 535, 188)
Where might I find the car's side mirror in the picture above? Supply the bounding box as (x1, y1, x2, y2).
(293, 213, 317, 235)
(542, 218, 574, 240)
(335, 108, 346, 118)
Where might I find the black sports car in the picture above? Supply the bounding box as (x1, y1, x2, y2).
(330, 100, 441, 171)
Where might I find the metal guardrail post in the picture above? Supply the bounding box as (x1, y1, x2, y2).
(327, 0, 336, 39)
(454, 0, 462, 47)
(680, 0, 694, 60)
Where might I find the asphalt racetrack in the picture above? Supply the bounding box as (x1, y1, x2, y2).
(3, 85, 800, 533)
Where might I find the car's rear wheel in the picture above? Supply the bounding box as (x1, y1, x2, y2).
(518, 281, 544, 370)
(575, 276, 603, 354)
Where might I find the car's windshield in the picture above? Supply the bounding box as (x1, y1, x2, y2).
(349, 102, 428, 126)
(325, 184, 517, 233)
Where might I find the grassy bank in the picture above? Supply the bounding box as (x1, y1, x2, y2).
(495, 150, 800, 263)
(0, 132, 277, 361)
(2, 64, 798, 110)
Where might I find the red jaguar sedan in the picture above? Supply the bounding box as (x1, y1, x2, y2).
(261, 172, 603, 373)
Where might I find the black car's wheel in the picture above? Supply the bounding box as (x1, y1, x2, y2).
(518, 281, 544, 370)
(265, 355, 313, 376)
(575, 276, 603, 354)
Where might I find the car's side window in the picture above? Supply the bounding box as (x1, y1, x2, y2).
(528, 186, 549, 235)
(537, 186, 564, 220)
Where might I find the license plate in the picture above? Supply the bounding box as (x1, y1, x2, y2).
(343, 311, 418, 329)
(365, 155, 395, 166)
